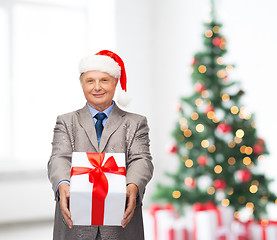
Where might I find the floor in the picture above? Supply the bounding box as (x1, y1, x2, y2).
(0, 221, 53, 240)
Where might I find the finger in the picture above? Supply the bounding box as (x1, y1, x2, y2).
(122, 198, 136, 228)
(60, 194, 73, 228)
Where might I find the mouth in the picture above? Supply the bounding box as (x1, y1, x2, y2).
(93, 93, 105, 98)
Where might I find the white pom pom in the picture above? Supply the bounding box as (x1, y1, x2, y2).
(116, 89, 131, 107)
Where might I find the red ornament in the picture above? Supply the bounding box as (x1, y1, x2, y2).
(167, 145, 178, 154)
(253, 138, 265, 155)
(253, 144, 264, 155)
(236, 169, 252, 183)
(213, 37, 222, 47)
(191, 58, 198, 65)
(217, 122, 232, 133)
(197, 155, 208, 166)
(213, 179, 226, 190)
(195, 83, 206, 93)
(257, 138, 265, 145)
(205, 106, 215, 114)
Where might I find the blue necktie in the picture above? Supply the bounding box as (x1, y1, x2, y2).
(94, 112, 106, 143)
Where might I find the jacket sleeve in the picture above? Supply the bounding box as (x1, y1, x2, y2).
(126, 116, 154, 204)
(47, 115, 73, 199)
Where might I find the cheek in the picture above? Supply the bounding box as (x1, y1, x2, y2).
(82, 85, 92, 94)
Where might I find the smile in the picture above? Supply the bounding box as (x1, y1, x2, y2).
(93, 93, 105, 98)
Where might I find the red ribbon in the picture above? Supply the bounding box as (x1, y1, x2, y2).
(193, 202, 222, 240)
(71, 152, 126, 225)
(259, 220, 277, 240)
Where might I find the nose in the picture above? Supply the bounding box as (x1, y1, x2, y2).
(94, 80, 101, 91)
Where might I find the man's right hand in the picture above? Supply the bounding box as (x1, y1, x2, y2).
(58, 182, 73, 229)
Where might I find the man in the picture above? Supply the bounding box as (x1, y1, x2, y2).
(47, 50, 154, 240)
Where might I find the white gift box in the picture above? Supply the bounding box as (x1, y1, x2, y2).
(248, 221, 277, 240)
(70, 152, 126, 226)
(144, 206, 189, 240)
(193, 203, 233, 240)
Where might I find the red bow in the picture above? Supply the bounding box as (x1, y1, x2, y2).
(71, 152, 126, 225)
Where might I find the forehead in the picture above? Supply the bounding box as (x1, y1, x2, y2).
(81, 70, 115, 80)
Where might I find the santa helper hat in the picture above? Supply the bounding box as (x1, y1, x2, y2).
(79, 50, 131, 107)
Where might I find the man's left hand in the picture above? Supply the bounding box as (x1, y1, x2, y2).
(121, 183, 138, 228)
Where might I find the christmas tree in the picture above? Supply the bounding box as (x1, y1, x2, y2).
(153, 1, 276, 220)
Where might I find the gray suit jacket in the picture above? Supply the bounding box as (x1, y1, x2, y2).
(48, 103, 154, 240)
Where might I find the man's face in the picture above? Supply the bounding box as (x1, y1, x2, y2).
(80, 70, 118, 111)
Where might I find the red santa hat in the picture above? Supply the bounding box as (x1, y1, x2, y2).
(79, 50, 127, 92)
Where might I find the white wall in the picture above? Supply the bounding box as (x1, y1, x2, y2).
(115, 0, 277, 207)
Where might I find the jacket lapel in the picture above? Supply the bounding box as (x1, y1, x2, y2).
(99, 103, 126, 152)
(77, 105, 99, 151)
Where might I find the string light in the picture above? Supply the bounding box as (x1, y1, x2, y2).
(213, 26, 220, 33)
(214, 165, 223, 174)
(221, 199, 230, 207)
(207, 187, 215, 195)
(231, 106, 239, 114)
(179, 118, 188, 130)
(217, 57, 224, 65)
(240, 145, 246, 154)
(217, 69, 227, 78)
(205, 29, 213, 38)
(222, 94, 230, 101)
(226, 65, 233, 73)
(236, 129, 245, 138)
(201, 139, 210, 148)
(246, 202, 254, 209)
(201, 90, 209, 98)
(213, 118, 219, 123)
(260, 219, 269, 227)
(185, 159, 194, 168)
(208, 145, 216, 153)
(172, 190, 181, 199)
(191, 112, 199, 120)
(245, 147, 253, 155)
(195, 98, 203, 106)
(228, 157, 236, 165)
(228, 141, 236, 148)
(184, 129, 192, 137)
(207, 111, 215, 119)
(185, 177, 194, 186)
(227, 188, 234, 195)
(258, 155, 264, 161)
(196, 124, 205, 132)
(234, 137, 242, 144)
(198, 65, 207, 73)
(185, 142, 194, 149)
(219, 38, 226, 49)
(243, 157, 252, 166)
(250, 185, 258, 194)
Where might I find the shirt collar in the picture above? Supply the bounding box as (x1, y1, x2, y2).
(87, 101, 115, 118)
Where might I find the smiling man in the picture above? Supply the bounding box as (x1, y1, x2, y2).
(47, 50, 154, 240)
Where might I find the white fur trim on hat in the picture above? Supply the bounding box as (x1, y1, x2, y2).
(79, 55, 121, 79)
